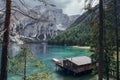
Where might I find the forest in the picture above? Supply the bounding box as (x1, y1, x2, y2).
(48, 23, 91, 46)
(0, 0, 120, 80)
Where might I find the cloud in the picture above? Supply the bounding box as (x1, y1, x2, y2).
(64, 0, 85, 16)
(49, 0, 85, 16)
(22, 0, 98, 16)
(49, 0, 98, 16)
(49, 0, 71, 8)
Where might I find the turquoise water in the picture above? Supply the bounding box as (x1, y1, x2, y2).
(4, 43, 94, 80)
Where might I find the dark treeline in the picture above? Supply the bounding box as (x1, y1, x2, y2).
(49, 0, 120, 80)
(48, 23, 91, 46)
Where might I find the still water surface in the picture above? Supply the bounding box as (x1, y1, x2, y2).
(7, 43, 95, 80)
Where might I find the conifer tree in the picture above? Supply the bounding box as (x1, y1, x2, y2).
(0, 0, 12, 80)
(114, 0, 119, 79)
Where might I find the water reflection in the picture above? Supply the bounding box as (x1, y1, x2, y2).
(9, 43, 48, 56)
(42, 43, 47, 54)
(27, 43, 48, 55)
(6, 43, 94, 80)
(9, 43, 21, 56)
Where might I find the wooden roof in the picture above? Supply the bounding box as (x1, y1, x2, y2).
(67, 56, 92, 66)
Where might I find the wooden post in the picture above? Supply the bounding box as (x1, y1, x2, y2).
(73, 72, 76, 76)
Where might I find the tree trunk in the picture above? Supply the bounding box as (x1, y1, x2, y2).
(114, 0, 119, 80)
(98, 0, 104, 80)
(23, 49, 27, 80)
(0, 0, 12, 80)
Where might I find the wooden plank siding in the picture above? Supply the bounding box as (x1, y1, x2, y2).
(52, 56, 95, 74)
(63, 59, 94, 73)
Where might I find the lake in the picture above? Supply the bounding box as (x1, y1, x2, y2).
(0, 43, 95, 80)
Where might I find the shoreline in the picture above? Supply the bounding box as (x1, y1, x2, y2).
(72, 46, 90, 50)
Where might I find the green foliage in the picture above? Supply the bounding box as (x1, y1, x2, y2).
(8, 46, 50, 80)
(33, 61, 45, 68)
(27, 70, 50, 80)
(90, 0, 118, 78)
(48, 23, 91, 46)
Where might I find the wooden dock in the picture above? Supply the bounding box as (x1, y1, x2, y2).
(52, 58, 63, 68)
(52, 56, 95, 74)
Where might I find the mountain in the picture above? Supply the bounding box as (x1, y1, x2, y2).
(15, 5, 79, 41)
(0, 0, 79, 42)
(48, 3, 99, 46)
(48, 23, 91, 46)
(48, 0, 120, 46)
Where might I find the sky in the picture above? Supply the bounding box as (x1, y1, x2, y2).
(49, 0, 85, 16)
(49, 0, 99, 16)
(22, 0, 98, 16)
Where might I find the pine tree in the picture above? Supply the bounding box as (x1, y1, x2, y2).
(98, 0, 104, 80)
(0, 0, 12, 80)
(114, 0, 119, 79)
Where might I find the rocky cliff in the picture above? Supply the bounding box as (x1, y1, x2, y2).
(0, 0, 79, 42)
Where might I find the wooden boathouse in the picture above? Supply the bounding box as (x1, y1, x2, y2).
(52, 56, 94, 74)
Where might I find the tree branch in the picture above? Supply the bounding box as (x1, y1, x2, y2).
(12, 8, 48, 22)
